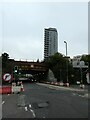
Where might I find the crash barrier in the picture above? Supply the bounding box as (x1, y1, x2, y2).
(12, 86, 21, 93)
(0, 82, 24, 94)
(0, 86, 12, 94)
(12, 82, 24, 94)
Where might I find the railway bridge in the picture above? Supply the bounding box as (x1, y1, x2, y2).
(3, 59, 49, 82)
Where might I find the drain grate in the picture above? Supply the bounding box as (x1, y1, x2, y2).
(38, 102, 49, 108)
(32, 101, 49, 109)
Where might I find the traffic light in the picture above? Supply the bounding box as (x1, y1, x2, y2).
(13, 66, 19, 82)
(14, 66, 18, 74)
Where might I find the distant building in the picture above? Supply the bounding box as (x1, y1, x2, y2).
(44, 28, 58, 59)
(72, 55, 88, 68)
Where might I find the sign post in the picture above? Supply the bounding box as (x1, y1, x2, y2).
(79, 61, 85, 88)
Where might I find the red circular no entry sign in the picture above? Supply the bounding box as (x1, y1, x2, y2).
(3, 73, 12, 81)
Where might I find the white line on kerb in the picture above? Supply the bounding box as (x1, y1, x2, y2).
(25, 107, 28, 111)
(30, 109, 36, 118)
(2, 101, 5, 105)
(72, 93, 76, 96)
(78, 95, 84, 97)
(43, 116, 45, 118)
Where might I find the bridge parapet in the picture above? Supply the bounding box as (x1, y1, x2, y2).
(13, 61, 48, 72)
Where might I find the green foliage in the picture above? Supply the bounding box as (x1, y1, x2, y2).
(2, 53, 9, 68)
(44, 52, 74, 83)
(2, 53, 9, 61)
(45, 53, 65, 68)
(81, 55, 90, 70)
(1, 52, 13, 74)
(81, 54, 90, 62)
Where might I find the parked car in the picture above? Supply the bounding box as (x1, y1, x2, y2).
(27, 76, 37, 82)
(76, 81, 80, 85)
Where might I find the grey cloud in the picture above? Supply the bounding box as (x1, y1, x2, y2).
(0, 2, 88, 60)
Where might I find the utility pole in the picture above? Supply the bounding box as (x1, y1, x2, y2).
(60, 69, 62, 81)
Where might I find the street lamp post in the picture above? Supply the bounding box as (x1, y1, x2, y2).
(64, 41, 68, 84)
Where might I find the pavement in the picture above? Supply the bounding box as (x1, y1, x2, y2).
(38, 82, 88, 91)
(37, 83, 90, 99)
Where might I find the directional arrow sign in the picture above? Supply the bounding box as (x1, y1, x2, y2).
(3, 73, 12, 81)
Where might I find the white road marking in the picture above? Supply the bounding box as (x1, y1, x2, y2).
(78, 95, 84, 97)
(29, 104, 31, 108)
(84, 94, 88, 98)
(72, 93, 89, 98)
(77, 93, 90, 99)
(72, 93, 76, 96)
(8, 94, 10, 96)
(24, 106, 28, 111)
(2, 101, 5, 105)
(30, 109, 36, 118)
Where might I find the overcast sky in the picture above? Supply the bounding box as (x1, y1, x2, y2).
(0, 1, 88, 61)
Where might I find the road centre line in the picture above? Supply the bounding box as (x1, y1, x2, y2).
(24, 105, 36, 117)
(72, 93, 76, 96)
(2, 101, 5, 105)
(24, 106, 28, 111)
(30, 109, 36, 118)
(29, 104, 32, 108)
(78, 95, 84, 97)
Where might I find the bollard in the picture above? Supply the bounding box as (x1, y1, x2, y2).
(20, 82, 24, 92)
(67, 83, 69, 87)
(60, 82, 64, 86)
(80, 84, 85, 89)
(55, 82, 58, 85)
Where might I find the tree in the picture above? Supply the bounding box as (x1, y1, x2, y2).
(1, 52, 12, 75)
(45, 52, 74, 83)
(81, 54, 90, 71)
(37, 59, 39, 63)
(81, 54, 90, 62)
(2, 53, 9, 61)
(2, 53, 9, 68)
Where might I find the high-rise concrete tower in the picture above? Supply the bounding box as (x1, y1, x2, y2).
(44, 28, 58, 59)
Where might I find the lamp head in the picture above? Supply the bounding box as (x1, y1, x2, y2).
(64, 41, 66, 43)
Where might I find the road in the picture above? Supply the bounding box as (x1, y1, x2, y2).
(2, 82, 89, 119)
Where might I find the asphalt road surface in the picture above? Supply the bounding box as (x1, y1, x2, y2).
(2, 82, 89, 119)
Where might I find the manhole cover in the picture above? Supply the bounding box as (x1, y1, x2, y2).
(32, 101, 49, 109)
(38, 101, 49, 108)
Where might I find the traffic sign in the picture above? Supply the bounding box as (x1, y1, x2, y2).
(3, 73, 12, 81)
